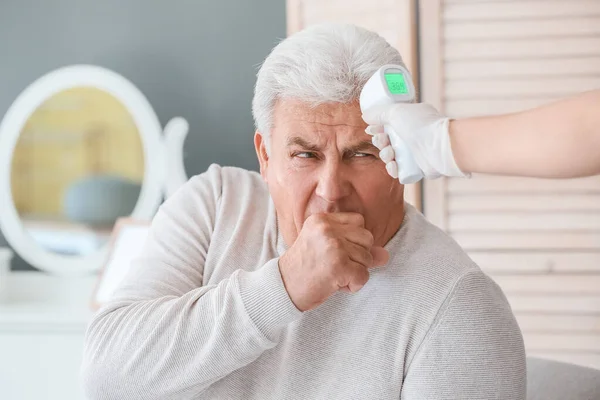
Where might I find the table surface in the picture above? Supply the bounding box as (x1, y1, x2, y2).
(0, 271, 97, 332)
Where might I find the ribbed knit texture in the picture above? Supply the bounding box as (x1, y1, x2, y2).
(81, 164, 526, 400)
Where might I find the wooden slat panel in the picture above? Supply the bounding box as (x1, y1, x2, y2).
(446, 0, 559, 2)
(445, 97, 560, 117)
(286, 0, 303, 35)
(508, 295, 600, 313)
(446, 58, 600, 80)
(493, 275, 600, 294)
(444, 1, 600, 21)
(516, 314, 600, 333)
(449, 212, 600, 231)
(445, 77, 600, 100)
(445, 37, 600, 61)
(527, 352, 600, 370)
(445, 17, 600, 40)
(454, 232, 600, 250)
(287, 0, 398, 39)
(419, 0, 443, 110)
(292, 0, 401, 42)
(420, 0, 446, 228)
(303, 0, 397, 18)
(437, 0, 600, 371)
(301, 10, 399, 31)
(449, 194, 600, 212)
(469, 252, 600, 273)
(448, 175, 600, 194)
(525, 333, 600, 351)
(299, 0, 416, 64)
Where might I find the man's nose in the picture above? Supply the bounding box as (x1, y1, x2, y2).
(315, 160, 351, 202)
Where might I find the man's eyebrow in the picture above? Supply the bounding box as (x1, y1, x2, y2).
(345, 140, 379, 153)
(286, 136, 321, 151)
(286, 137, 378, 153)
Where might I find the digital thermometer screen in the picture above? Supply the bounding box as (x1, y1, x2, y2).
(384, 72, 408, 95)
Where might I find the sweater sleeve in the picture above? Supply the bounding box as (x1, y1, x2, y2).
(400, 271, 527, 400)
(80, 165, 302, 400)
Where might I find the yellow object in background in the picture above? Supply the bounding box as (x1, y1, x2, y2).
(10, 87, 144, 218)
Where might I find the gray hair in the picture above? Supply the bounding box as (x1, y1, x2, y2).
(252, 22, 406, 139)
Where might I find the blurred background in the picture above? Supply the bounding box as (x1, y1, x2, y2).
(0, 0, 285, 270)
(0, 0, 598, 399)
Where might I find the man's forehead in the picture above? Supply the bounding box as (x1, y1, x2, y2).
(274, 98, 366, 128)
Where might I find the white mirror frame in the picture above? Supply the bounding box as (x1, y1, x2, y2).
(0, 65, 188, 276)
(163, 116, 190, 197)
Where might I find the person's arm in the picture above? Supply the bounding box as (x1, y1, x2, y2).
(363, 89, 600, 181)
(80, 165, 302, 400)
(451, 90, 600, 178)
(401, 271, 526, 399)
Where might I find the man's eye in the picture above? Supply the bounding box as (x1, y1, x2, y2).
(353, 152, 373, 158)
(295, 152, 316, 158)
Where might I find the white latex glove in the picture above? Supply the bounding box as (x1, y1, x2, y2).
(362, 103, 469, 182)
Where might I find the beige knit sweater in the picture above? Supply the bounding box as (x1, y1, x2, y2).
(81, 164, 526, 400)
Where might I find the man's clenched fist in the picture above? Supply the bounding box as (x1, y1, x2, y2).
(278, 213, 389, 312)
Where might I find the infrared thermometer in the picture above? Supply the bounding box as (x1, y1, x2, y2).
(359, 65, 424, 184)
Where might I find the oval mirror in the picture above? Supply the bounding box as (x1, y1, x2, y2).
(0, 65, 166, 276)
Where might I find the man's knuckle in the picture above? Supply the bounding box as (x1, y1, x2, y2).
(351, 214, 365, 226)
(312, 219, 332, 235)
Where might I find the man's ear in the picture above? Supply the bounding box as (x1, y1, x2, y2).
(254, 131, 269, 182)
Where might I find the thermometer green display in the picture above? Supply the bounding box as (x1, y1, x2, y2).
(384, 73, 409, 95)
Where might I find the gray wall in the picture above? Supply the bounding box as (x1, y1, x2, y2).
(0, 0, 286, 271)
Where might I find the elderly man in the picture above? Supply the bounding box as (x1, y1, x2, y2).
(81, 23, 526, 399)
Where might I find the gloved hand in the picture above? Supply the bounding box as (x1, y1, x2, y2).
(362, 102, 470, 182)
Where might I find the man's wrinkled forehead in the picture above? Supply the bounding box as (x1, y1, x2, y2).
(273, 99, 367, 130)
